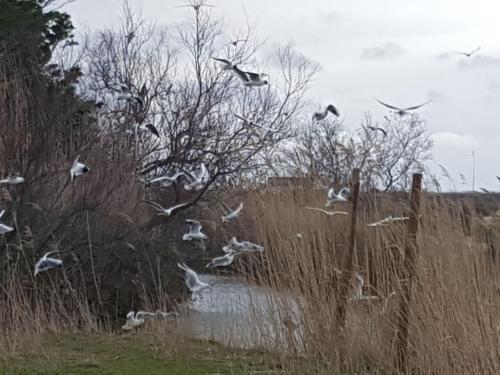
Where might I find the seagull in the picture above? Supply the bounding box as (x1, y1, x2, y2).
(222, 237, 264, 254)
(142, 201, 189, 217)
(232, 113, 283, 133)
(0, 209, 14, 235)
(350, 274, 379, 302)
(456, 46, 481, 57)
(366, 125, 387, 137)
(227, 39, 248, 47)
(178, 262, 212, 300)
(221, 202, 243, 222)
(175, 3, 215, 11)
(121, 311, 157, 330)
(211, 57, 235, 70)
(305, 207, 349, 216)
(326, 187, 349, 207)
(183, 164, 209, 191)
(232, 66, 269, 87)
(149, 171, 184, 184)
(34, 251, 63, 276)
(367, 216, 409, 227)
(182, 219, 208, 241)
(206, 251, 239, 268)
(0, 175, 25, 185)
(312, 105, 340, 121)
(375, 98, 432, 116)
(69, 155, 89, 181)
(136, 123, 160, 138)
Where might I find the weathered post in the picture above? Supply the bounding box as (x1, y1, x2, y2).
(336, 168, 360, 327)
(396, 173, 422, 371)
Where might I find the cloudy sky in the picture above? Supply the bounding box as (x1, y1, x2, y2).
(63, 0, 500, 190)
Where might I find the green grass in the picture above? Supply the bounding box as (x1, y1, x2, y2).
(0, 332, 320, 375)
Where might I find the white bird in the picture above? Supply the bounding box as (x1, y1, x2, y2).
(206, 251, 238, 268)
(312, 105, 340, 121)
(0, 209, 14, 235)
(34, 251, 63, 276)
(326, 187, 349, 207)
(375, 98, 432, 116)
(182, 219, 207, 241)
(221, 202, 243, 222)
(232, 66, 269, 87)
(142, 201, 189, 217)
(149, 171, 184, 184)
(222, 237, 264, 254)
(178, 263, 212, 300)
(232, 113, 283, 133)
(121, 310, 156, 330)
(0, 175, 25, 185)
(456, 46, 481, 57)
(183, 164, 209, 191)
(305, 207, 349, 216)
(367, 216, 409, 227)
(350, 274, 379, 302)
(69, 155, 89, 181)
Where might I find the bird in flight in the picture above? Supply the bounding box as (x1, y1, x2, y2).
(455, 46, 481, 58)
(175, 2, 215, 11)
(326, 187, 349, 207)
(367, 216, 409, 227)
(70, 155, 89, 181)
(178, 263, 212, 301)
(149, 171, 184, 185)
(221, 202, 243, 222)
(142, 201, 189, 217)
(232, 113, 283, 133)
(135, 123, 160, 138)
(0, 175, 25, 185)
(312, 105, 340, 122)
(222, 237, 264, 254)
(366, 125, 387, 137)
(305, 207, 349, 216)
(227, 39, 248, 47)
(182, 219, 208, 241)
(231, 66, 269, 87)
(375, 98, 432, 116)
(206, 251, 239, 268)
(183, 163, 210, 191)
(34, 251, 63, 276)
(211, 57, 235, 70)
(0, 209, 14, 235)
(122, 311, 156, 330)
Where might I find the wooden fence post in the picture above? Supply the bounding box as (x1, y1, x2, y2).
(395, 173, 422, 371)
(336, 168, 360, 327)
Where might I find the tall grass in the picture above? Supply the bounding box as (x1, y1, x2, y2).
(242, 189, 500, 373)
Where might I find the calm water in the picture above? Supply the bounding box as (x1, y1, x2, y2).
(178, 274, 303, 350)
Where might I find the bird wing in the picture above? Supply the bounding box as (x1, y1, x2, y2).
(327, 188, 335, 200)
(232, 112, 250, 124)
(211, 57, 232, 66)
(480, 187, 490, 194)
(71, 155, 80, 170)
(142, 200, 165, 212)
(0, 209, 4, 219)
(403, 100, 432, 111)
(326, 104, 340, 117)
(42, 251, 58, 260)
(305, 206, 327, 214)
(168, 202, 189, 213)
(375, 99, 402, 111)
(145, 123, 160, 137)
(244, 71, 262, 81)
(470, 46, 481, 55)
(136, 311, 156, 319)
(231, 66, 249, 82)
(186, 219, 202, 231)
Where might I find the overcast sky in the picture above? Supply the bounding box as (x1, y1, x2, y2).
(63, 0, 500, 191)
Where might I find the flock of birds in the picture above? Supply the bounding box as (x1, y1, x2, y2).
(0, 1, 489, 330)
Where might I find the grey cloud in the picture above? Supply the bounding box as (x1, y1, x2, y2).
(360, 42, 405, 60)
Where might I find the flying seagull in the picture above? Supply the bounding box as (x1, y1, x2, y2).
(149, 171, 184, 184)
(183, 164, 209, 191)
(0, 209, 14, 235)
(175, 3, 215, 11)
(206, 251, 239, 268)
(122, 311, 157, 330)
(178, 262, 212, 300)
(182, 219, 208, 241)
(367, 216, 409, 227)
(232, 113, 283, 133)
(366, 125, 387, 137)
(375, 98, 432, 116)
(305, 207, 349, 216)
(69, 155, 89, 181)
(456, 46, 481, 57)
(222, 237, 264, 254)
(142, 201, 189, 217)
(34, 251, 63, 276)
(0, 175, 25, 185)
(326, 187, 349, 207)
(312, 105, 340, 122)
(211, 57, 235, 70)
(227, 39, 248, 47)
(221, 202, 243, 222)
(232, 66, 269, 87)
